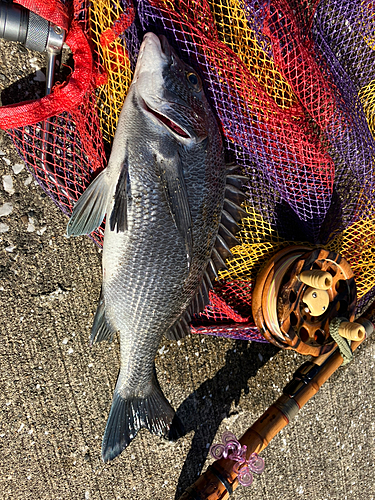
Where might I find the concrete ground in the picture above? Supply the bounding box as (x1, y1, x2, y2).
(0, 39, 374, 500)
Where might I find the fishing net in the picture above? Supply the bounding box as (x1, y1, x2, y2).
(0, 0, 374, 341)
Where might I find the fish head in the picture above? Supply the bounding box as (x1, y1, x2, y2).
(132, 32, 212, 144)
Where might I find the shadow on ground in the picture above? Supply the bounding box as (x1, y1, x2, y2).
(174, 339, 279, 498)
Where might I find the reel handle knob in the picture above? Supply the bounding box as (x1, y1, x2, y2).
(338, 321, 366, 341)
(299, 270, 332, 290)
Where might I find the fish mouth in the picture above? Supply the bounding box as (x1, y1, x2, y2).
(144, 101, 191, 139)
(158, 34, 171, 61)
(136, 33, 195, 141)
(138, 33, 171, 64)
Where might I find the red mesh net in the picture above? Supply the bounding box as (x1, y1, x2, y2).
(1, 0, 374, 342)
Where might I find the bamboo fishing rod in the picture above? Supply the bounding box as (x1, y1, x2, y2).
(178, 316, 373, 500)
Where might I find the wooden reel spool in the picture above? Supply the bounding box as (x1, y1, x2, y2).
(252, 246, 357, 356)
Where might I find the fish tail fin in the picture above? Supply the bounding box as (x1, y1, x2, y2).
(101, 373, 184, 463)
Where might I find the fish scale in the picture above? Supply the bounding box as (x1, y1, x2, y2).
(105, 208, 188, 391)
(67, 32, 245, 462)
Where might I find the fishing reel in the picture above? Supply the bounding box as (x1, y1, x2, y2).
(252, 246, 364, 356)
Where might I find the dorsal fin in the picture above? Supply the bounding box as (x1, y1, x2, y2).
(180, 316, 191, 333)
(223, 198, 248, 221)
(215, 234, 233, 260)
(221, 209, 240, 234)
(207, 259, 219, 282)
(212, 166, 247, 271)
(204, 270, 213, 290)
(226, 162, 242, 173)
(197, 291, 206, 312)
(211, 247, 227, 271)
(165, 270, 214, 341)
(218, 223, 240, 248)
(166, 309, 192, 340)
(167, 321, 188, 341)
(200, 276, 210, 304)
(165, 166, 248, 342)
(225, 184, 247, 206)
(225, 174, 248, 190)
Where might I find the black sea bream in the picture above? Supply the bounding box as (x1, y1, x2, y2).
(67, 32, 246, 462)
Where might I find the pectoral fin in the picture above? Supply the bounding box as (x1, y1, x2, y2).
(67, 169, 112, 236)
(109, 157, 129, 233)
(158, 153, 193, 266)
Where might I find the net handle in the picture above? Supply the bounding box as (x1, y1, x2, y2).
(0, 20, 93, 129)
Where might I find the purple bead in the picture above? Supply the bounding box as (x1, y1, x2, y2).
(210, 443, 225, 460)
(238, 467, 254, 487)
(224, 440, 241, 459)
(209, 432, 264, 487)
(233, 460, 246, 474)
(222, 431, 238, 444)
(248, 453, 265, 474)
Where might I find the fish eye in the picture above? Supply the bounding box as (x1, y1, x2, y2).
(186, 72, 201, 91)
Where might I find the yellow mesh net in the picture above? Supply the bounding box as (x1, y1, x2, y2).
(359, 80, 375, 140)
(89, 0, 134, 143)
(219, 202, 375, 300)
(207, 0, 298, 112)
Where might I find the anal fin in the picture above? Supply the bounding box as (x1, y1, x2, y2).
(90, 287, 117, 345)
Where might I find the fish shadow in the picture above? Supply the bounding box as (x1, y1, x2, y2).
(174, 339, 279, 498)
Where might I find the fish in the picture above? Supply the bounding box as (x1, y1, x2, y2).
(67, 32, 247, 462)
